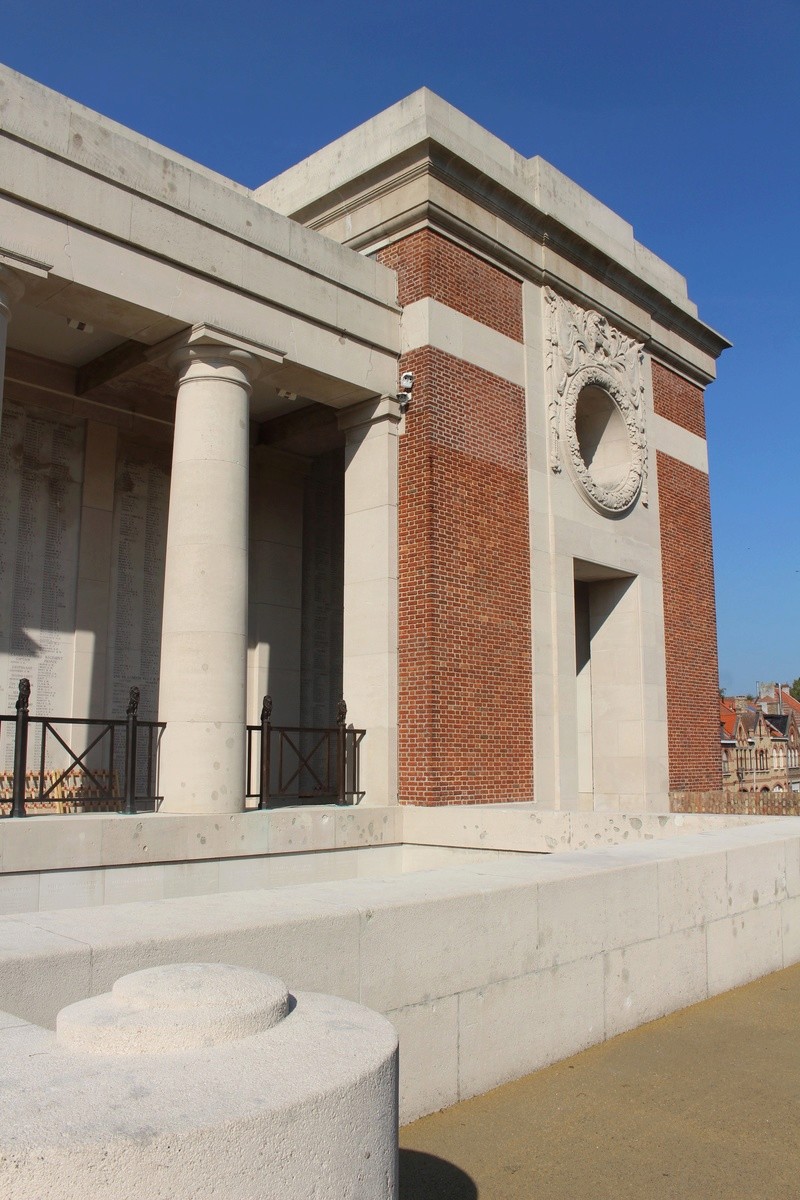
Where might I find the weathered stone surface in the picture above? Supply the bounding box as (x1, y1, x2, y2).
(0, 962, 398, 1199)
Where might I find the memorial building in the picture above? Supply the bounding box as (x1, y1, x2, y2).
(0, 66, 729, 816)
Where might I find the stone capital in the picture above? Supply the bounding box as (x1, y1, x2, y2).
(337, 394, 402, 435)
(169, 340, 263, 394)
(159, 322, 285, 391)
(0, 265, 25, 318)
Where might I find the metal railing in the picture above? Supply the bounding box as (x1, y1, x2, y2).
(246, 696, 365, 807)
(0, 680, 165, 817)
(2, 679, 364, 814)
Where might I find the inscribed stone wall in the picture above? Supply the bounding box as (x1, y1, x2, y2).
(0, 403, 84, 767)
(106, 442, 171, 724)
(247, 453, 305, 739)
(300, 449, 344, 729)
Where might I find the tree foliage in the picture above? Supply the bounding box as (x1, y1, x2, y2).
(791, 678, 800, 703)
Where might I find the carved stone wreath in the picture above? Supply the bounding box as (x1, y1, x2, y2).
(562, 365, 645, 513)
(545, 288, 648, 515)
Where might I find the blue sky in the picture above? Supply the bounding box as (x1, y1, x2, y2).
(3, 0, 799, 693)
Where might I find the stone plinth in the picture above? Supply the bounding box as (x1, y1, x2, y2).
(0, 962, 398, 1198)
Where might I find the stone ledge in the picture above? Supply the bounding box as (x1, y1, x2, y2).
(0, 818, 798, 1120)
(400, 803, 767, 854)
(0, 804, 766, 878)
(0, 806, 400, 875)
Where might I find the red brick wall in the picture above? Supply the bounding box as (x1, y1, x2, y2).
(377, 230, 523, 342)
(378, 231, 532, 805)
(657, 444, 722, 794)
(652, 360, 706, 438)
(396, 346, 533, 805)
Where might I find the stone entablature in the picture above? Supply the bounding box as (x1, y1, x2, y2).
(0, 67, 400, 412)
(257, 89, 730, 389)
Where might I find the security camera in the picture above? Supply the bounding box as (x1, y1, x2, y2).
(397, 370, 415, 413)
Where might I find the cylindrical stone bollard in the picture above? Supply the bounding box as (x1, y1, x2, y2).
(0, 963, 399, 1199)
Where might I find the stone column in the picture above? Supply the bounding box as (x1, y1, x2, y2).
(0, 266, 24, 429)
(338, 396, 401, 806)
(158, 340, 260, 813)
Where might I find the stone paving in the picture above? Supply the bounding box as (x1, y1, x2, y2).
(400, 964, 800, 1199)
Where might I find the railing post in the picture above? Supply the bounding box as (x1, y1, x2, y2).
(11, 678, 30, 818)
(123, 686, 140, 815)
(259, 695, 272, 810)
(336, 698, 347, 805)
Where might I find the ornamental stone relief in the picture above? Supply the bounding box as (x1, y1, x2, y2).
(545, 287, 648, 514)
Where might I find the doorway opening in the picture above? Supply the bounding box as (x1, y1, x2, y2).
(573, 560, 641, 810)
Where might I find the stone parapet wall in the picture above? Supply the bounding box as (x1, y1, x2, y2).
(1, 820, 798, 1123)
(402, 803, 765, 850)
(0, 805, 765, 916)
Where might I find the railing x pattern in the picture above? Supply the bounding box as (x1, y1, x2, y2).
(0, 680, 165, 816)
(247, 696, 365, 807)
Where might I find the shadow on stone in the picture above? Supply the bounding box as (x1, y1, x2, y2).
(399, 1148, 478, 1199)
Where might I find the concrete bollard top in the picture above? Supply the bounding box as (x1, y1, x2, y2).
(0, 962, 399, 1198)
(57, 962, 290, 1053)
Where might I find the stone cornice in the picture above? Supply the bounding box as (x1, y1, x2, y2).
(289, 137, 730, 386)
(0, 245, 51, 279)
(0, 66, 399, 314)
(337, 394, 402, 432)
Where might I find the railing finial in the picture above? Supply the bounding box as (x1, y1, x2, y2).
(16, 678, 30, 713)
(261, 695, 273, 722)
(336, 698, 347, 727)
(126, 686, 140, 717)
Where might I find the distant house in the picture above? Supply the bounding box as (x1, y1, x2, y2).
(721, 685, 800, 796)
(720, 697, 738, 791)
(755, 681, 800, 724)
